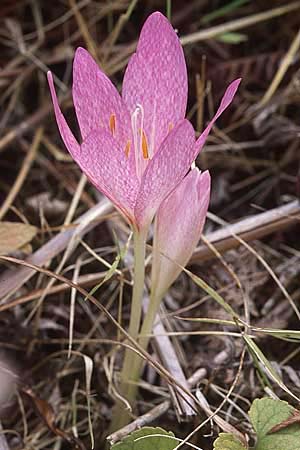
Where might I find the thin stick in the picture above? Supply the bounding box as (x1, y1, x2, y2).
(260, 27, 300, 106)
(180, 1, 300, 45)
(207, 211, 300, 321)
(102, 0, 138, 62)
(0, 421, 10, 450)
(0, 127, 43, 220)
(0, 255, 201, 411)
(64, 174, 87, 226)
(0, 272, 107, 311)
(107, 368, 208, 445)
(68, 0, 100, 65)
(0, 200, 298, 302)
(0, 101, 53, 153)
(192, 200, 300, 262)
(0, 199, 113, 302)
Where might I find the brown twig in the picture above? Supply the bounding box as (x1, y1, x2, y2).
(193, 200, 300, 262)
(0, 127, 43, 220)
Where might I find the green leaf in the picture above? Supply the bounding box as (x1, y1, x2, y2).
(111, 427, 178, 450)
(183, 267, 239, 319)
(250, 398, 300, 450)
(213, 432, 247, 450)
(252, 327, 300, 342)
(216, 32, 248, 44)
(83, 232, 131, 301)
(201, 0, 250, 23)
(243, 336, 300, 402)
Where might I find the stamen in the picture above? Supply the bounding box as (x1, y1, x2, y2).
(109, 113, 116, 135)
(141, 130, 149, 159)
(131, 104, 146, 180)
(125, 140, 131, 158)
(168, 122, 174, 132)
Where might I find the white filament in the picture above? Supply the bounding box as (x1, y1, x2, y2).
(131, 103, 146, 180)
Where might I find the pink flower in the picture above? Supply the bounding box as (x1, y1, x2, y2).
(48, 12, 240, 231)
(152, 169, 211, 298)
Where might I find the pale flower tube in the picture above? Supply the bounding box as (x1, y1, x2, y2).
(134, 169, 211, 395)
(152, 168, 211, 299)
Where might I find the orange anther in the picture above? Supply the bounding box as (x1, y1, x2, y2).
(109, 113, 116, 135)
(141, 130, 149, 159)
(168, 122, 174, 132)
(125, 140, 131, 158)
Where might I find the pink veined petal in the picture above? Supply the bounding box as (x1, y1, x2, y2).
(78, 128, 139, 223)
(72, 48, 133, 151)
(194, 78, 241, 158)
(47, 72, 80, 158)
(122, 12, 187, 158)
(134, 119, 196, 230)
(154, 169, 211, 297)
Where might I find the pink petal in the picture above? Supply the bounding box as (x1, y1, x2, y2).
(78, 129, 139, 222)
(134, 119, 196, 229)
(194, 78, 241, 158)
(47, 72, 80, 158)
(72, 47, 133, 147)
(122, 12, 187, 158)
(153, 169, 211, 297)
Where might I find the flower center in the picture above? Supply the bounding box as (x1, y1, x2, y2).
(108, 108, 149, 180)
(131, 104, 149, 180)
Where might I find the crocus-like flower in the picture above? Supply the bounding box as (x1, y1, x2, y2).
(48, 12, 240, 231)
(152, 168, 210, 299)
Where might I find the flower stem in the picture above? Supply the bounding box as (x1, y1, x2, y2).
(119, 224, 163, 404)
(109, 227, 147, 431)
(126, 228, 147, 342)
(124, 287, 163, 401)
(131, 219, 164, 371)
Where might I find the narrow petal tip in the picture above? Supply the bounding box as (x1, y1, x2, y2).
(47, 71, 56, 98)
(194, 79, 241, 157)
(228, 77, 242, 94)
(47, 70, 80, 158)
(220, 78, 241, 110)
(47, 70, 53, 85)
(143, 11, 170, 26)
(73, 47, 94, 74)
(231, 77, 242, 87)
(74, 46, 88, 61)
(73, 47, 99, 77)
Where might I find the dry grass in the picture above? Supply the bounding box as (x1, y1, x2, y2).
(0, 1, 300, 449)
